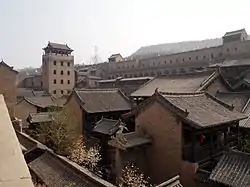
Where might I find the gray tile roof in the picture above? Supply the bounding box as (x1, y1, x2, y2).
(17, 88, 35, 97)
(48, 42, 72, 51)
(17, 89, 48, 98)
(212, 58, 250, 68)
(209, 151, 250, 187)
(24, 96, 56, 108)
(75, 88, 131, 113)
(156, 175, 183, 187)
(215, 92, 250, 112)
(131, 38, 222, 58)
(131, 73, 212, 97)
(92, 118, 126, 136)
(239, 100, 250, 128)
(29, 151, 113, 187)
(28, 112, 55, 123)
(109, 132, 151, 150)
(161, 92, 247, 128)
(23, 96, 65, 108)
(224, 29, 246, 37)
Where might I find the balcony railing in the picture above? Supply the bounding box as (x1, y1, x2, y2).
(183, 136, 238, 163)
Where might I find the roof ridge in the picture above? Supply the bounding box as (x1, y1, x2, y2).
(205, 92, 234, 110)
(159, 91, 204, 96)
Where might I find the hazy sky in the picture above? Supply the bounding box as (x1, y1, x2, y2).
(1, 0, 250, 69)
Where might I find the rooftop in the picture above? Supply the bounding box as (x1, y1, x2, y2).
(28, 112, 55, 123)
(211, 58, 250, 68)
(44, 42, 73, 51)
(19, 96, 65, 108)
(92, 118, 126, 136)
(109, 132, 151, 150)
(215, 92, 250, 112)
(98, 77, 153, 84)
(131, 72, 213, 97)
(160, 92, 247, 128)
(131, 38, 223, 58)
(74, 88, 131, 113)
(209, 151, 250, 187)
(17, 132, 115, 187)
(156, 175, 183, 187)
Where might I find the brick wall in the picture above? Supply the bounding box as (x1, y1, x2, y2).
(136, 101, 182, 184)
(0, 65, 17, 117)
(64, 93, 83, 135)
(14, 100, 37, 128)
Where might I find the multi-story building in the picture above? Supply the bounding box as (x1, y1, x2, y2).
(42, 42, 75, 98)
(89, 29, 250, 79)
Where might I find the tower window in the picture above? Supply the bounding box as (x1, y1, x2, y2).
(53, 70, 56, 74)
(53, 90, 56, 94)
(61, 61, 63, 66)
(53, 79, 56, 84)
(67, 71, 70, 75)
(61, 90, 64, 94)
(54, 61, 56, 65)
(68, 80, 70, 84)
(68, 62, 70, 67)
(61, 70, 63, 75)
(61, 79, 64, 84)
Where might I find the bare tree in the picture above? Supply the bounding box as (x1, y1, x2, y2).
(36, 110, 78, 155)
(69, 136, 101, 172)
(118, 163, 151, 187)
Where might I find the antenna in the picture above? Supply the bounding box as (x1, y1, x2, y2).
(89, 45, 101, 65)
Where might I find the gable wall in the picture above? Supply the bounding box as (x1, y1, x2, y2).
(135, 101, 182, 184)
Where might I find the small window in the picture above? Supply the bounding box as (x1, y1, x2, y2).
(189, 57, 191, 60)
(53, 79, 56, 84)
(211, 54, 214, 59)
(67, 62, 70, 67)
(170, 60, 172, 63)
(61, 90, 63, 94)
(176, 59, 178, 62)
(235, 48, 238, 51)
(67, 71, 70, 75)
(53, 70, 56, 74)
(203, 56, 206, 59)
(132, 65, 134, 68)
(68, 80, 70, 84)
(196, 56, 198, 60)
(53, 90, 56, 94)
(227, 48, 230, 52)
(61, 79, 63, 84)
(219, 53, 223, 56)
(68, 90, 71, 94)
(61, 61, 63, 66)
(164, 60, 166, 64)
(182, 58, 185, 62)
(61, 70, 63, 75)
(53, 61, 56, 65)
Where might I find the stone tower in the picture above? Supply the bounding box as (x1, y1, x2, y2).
(42, 42, 75, 98)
